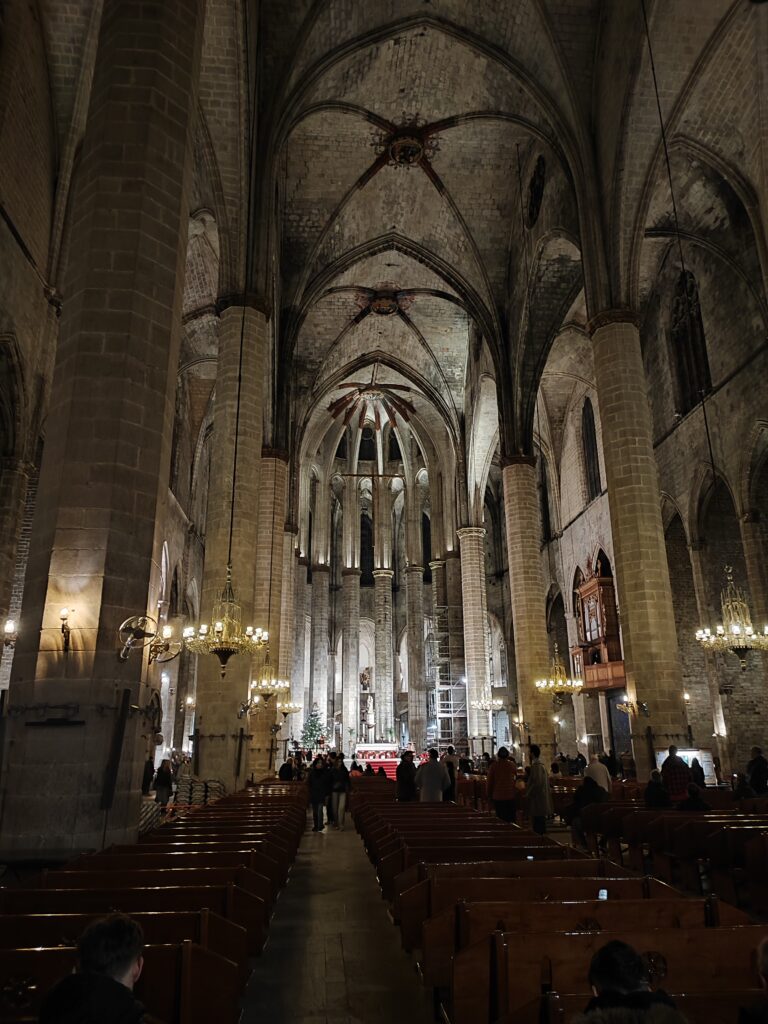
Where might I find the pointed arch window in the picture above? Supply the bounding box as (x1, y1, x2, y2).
(670, 270, 711, 415)
(359, 427, 375, 462)
(582, 398, 601, 502)
(421, 512, 432, 584)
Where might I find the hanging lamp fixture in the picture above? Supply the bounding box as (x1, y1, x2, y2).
(534, 643, 583, 707)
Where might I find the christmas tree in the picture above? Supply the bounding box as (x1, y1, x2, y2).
(301, 705, 324, 749)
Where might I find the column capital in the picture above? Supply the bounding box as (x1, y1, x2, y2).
(372, 568, 394, 580)
(457, 526, 486, 542)
(500, 454, 536, 469)
(428, 559, 445, 571)
(311, 563, 330, 575)
(405, 564, 424, 575)
(342, 567, 362, 578)
(216, 293, 271, 318)
(297, 555, 308, 566)
(587, 307, 640, 337)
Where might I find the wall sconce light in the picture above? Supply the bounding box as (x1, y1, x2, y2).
(616, 696, 650, 718)
(60, 608, 72, 653)
(3, 619, 17, 649)
(683, 691, 691, 704)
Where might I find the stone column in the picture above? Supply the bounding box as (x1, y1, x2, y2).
(405, 564, 427, 751)
(310, 565, 330, 726)
(278, 526, 297, 681)
(291, 556, 308, 705)
(341, 568, 361, 751)
(0, 458, 31, 623)
(373, 568, 395, 740)
(248, 452, 288, 778)
(502, 458, 553, 758)
(590, 311, 686, 778)
(195, 305, 266, 790)
(1, 0, 205, 850)
(457, 527, 491, 739)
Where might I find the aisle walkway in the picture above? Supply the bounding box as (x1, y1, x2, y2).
(244, 815, 433, 1024)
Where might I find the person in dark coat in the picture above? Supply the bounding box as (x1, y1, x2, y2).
(278, 757, 295, 781)
(563, 775, 608, 847)
(330, 754, 351, 829)
(643, 770, 671, 809)
(572, 940, 681, 1022)
(735, 772, 758, 800)
(40, 914, 146, 1024)
(675, 783, 711, 812)
(308, 756, 331, 832)
(376, 766, 387, 776)
(152, 759, 173, 808)
(747, 747, 768, 795)
(396, 751, 418, 802)
(363, 763, 374, 776)
(690, 757, 706, 789)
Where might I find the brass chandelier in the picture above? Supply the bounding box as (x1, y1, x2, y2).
(696, 566, 768, 670)
(534, 644, 583, 707)
(182, 566, 268, 678)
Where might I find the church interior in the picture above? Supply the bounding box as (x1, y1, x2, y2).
(1, 0, 768, 1021)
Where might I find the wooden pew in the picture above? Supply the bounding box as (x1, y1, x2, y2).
(421, 895, 749, 994)
(379, 843, 576, 901)
(400, 874, 674, 953)
(0, 884, 265, 954)
(450, 924, 764, 1024)
(0, 940, 240, 1024)
(107, 841, 288, 890)
(391, 857, 632, 921)
(0, 909, 248, 985)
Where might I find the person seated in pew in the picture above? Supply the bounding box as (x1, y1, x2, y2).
(278, 756, 295, 781)
(572, 940, 682, 1023)
(376, 766, 387, 777)
(349, 759, 363, 777)
(363, 763, 375, 776)
(40, 914, 147, 1024)
(735, 772, 758, 800)
(643, 769, 671, 809)
(562, 775, 608, 848)
(660, 745, 691, 803)
(690, 756, 706, 789)
(675, 782, 711, 812)
(585, 753, 613, 794)
(739, 935, 768, 1023)
(486, 746, 518, 823)
(415, 748, 451, 802)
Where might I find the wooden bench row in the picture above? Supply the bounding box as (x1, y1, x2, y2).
(0, 783, 308, 1023)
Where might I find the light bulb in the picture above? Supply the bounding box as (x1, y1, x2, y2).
(4, 619, 15, 635)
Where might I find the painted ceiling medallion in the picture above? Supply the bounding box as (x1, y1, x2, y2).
(370, 291, 399, 315)
(371, 114, 440, 168)
(389, 133, 423, 166)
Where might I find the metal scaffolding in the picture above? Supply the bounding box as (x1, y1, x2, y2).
(426, 605, 467, 749)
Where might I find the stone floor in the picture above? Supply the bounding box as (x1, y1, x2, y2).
(244, 814, 434, 1024)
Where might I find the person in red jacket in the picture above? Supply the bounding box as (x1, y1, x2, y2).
(486, 746, 518, 822)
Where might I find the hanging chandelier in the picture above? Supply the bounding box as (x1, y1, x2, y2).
(534, 644, 583, 706)
(238, 662, 290, 718)
(470, 693, 505, 713)
(182, 565, 268, 677)
(696, 566, 768, 670)
(276, 700, 303, 721)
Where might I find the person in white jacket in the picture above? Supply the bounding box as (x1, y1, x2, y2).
(415, 748, 451, 802)
(585, 753, 613, 793)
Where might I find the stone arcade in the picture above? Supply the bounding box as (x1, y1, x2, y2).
(0, 0, 766, 849)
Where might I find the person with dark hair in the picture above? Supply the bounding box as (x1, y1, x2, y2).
(415, 748, 451, 802)
(563, 775, 608, 848)
(140, 757, 155, 797)
(747, 747, 768, 795)
(441, 744, 459, 801)
(278, 756, 295, 781)
(486, 746, 518, 823)
(376, 765, 387, 777)
(660, 745, 690, 803)
(526, 743, 553, 835)
(572, 940, 680, 1022)
(330, 753, 351, 830)
(308, 755, 331, 832)
(363, 762, 374, 776)
(690, 757, 706, 789)
(40, 914, 146, 1024)
(676, 782, 711, 812)
(644, 769, 671, 809)
(152, 758, 173, 809)
(396, 750, 417, 802)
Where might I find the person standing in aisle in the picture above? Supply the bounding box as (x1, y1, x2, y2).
(486, 746, 518, 823)
(330, 753, 351, 830)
